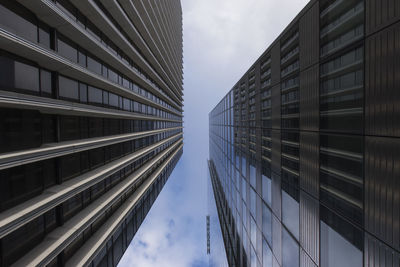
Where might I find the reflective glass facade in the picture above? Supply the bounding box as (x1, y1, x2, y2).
(0, 0, 183, 266)
(208, 0, 400, 266)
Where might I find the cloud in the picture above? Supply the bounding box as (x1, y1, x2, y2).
(119, 0, 309, 266)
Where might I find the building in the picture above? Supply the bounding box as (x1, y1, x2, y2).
(0, 0, 183, 266)
(208, 160, 229, 267)
(208, 0, 400, 266)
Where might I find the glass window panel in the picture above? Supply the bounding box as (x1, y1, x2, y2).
(0, 2, 37, 43)
(250, 165, 256, 188)
(242, 176, 247, 202)
(250, 216, 257, 249)
(78, 50, 86, 67)
(282, 190, 299, 240)
(241, 156, 246, 176)
(79, 83, 87, 103)
(14, 61, 39, 92)
(262, 174, 272, 206)
(320, 221, 362, 267)
(282, 227, 299, 267)
(109, 93, 118, 108)
(262, 238, 272, 267)
(40, 69, 52, 94)
(59, 75, 78, 100)
(250, 187, 256, 217)
(38, 23, 50, 48)
(87, 56, 102, 75)
(88, 86, 103, 104)
(262, 203, 272, 245)
(108, 68, 118, 83)
(57, 36, 77, 63)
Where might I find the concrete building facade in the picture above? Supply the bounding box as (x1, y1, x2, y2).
(0, 0, 183, 266)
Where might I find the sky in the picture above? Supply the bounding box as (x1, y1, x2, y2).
(118, 0, 309, 266)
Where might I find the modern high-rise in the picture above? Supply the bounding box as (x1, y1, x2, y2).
(208, 0, 399, 266)
(0, 0, 183, 266)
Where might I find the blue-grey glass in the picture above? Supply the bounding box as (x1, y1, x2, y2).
(242, 157, 246, 176)
(262, 203, 272, 245)
(251, 245, 257, 267)
(242, 201, 247, 230)
(88, 86, 103, 104)
(320, 221, 362, 267)
(282, 190, 299, 240)
(282, 227, 299, 267)
(262, 175, 272, 206)
(242, 176, 247, 202)
(263, 239, 272, 267)
(250, 165, 256, 188)
(251, 216, 257, 251)
(250, 187, 256, 217)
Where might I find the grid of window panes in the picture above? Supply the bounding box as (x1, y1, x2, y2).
(210, 1, 400, 267)
(0, 0, 183, 266)
(319, 1, 365, 266)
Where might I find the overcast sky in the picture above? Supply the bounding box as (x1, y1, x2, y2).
(118, 0, 309, 266)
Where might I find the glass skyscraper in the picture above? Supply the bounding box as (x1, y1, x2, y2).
(0, 0, 183, 266)
(208, 0, 400, 266)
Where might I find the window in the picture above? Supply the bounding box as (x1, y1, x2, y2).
(57, 35, 77, 63)
(1, 214, 45, 266)
(40, 69, 52, 95)
(262, 238, 272, 267)
(320, 205, 363, 267)
(87, 55, 102, 75)
(79, 83, 88, 103)
(282, 189, 299, 240)
(282, 228, 299, 267)
(250, 187, 256, 217)
(14, 61, 39, 92)
(59, 75, 79, 100)
(88, 86, 103, 105)
(262, 203, 272, 245)
(109, 93, 119, 108)
(262, 175, 271, 206)
(0, 108, 42, 153)
(0, 158, 55, 212)
(0, 1, 38, 43)
(60, 153, 81, 181)
(78, 50, 86, 67)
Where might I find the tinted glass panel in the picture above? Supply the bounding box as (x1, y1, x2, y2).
(282, 228, 299, 267)
(0, 1, 37, 43)
(87, 56, 102, 75)
(57, 36, 77, 63)
(14, 61, 39, 92)
(40, 69, 52, 94)
(59, 75, 78, 100)
(88, 86, 103, 105)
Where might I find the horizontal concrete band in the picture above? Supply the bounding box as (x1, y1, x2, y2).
(17, 0, 182, 108)
(0, 91, 182, 124)
(66, 143, 183, 267)
(0, 133, 183, 239)
(93, 0, 182, 98)
(12, 140, 183, 267)
(0, 29, 182, 116)
(0, 125, 182, 170)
